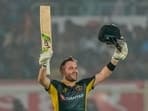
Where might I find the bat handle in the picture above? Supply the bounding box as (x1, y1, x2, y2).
(46, 59, 51, 76)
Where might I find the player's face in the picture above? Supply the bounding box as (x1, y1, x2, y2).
(63, 61, 78, 82)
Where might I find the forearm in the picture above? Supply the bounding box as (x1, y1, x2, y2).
(37, 66, 50, 89)
(94, 60, 119, 86)
(38, 66, 46, 82)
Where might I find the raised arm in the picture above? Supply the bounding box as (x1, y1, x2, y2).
(94, 39, 128, 86)
(37, 51, 53, 89)
(38, 66, 51, 89)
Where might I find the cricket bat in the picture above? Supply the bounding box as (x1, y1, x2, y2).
(40, 5, 52, 75)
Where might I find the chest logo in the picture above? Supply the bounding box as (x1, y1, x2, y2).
(62, 88, 68, 93)
(75, 85, 83, 92)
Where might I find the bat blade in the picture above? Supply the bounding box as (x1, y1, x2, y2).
(40, 5, 52, 53)
(40, 5, 52, 75)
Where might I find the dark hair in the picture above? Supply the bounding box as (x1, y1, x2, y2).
(60, 56, 77, 74)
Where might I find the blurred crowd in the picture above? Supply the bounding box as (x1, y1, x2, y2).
(52, 19, 148, 80)
(0, 0, 148, 80)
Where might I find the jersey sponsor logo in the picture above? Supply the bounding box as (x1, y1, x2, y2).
(60, 94, 84, 101)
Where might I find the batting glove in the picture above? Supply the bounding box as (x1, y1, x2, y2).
(39, 50, 53, 66)
(112, 37, 128, 61)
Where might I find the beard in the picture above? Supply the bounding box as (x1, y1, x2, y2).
(65, 73, 77, 82)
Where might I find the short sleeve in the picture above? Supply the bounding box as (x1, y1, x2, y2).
(46, 80, 60, 93)
(78, 76, 95, 93)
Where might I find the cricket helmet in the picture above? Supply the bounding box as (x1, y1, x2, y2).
(98, 24, 121, 44)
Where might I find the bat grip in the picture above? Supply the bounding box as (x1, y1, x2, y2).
(46, 59, 51, 76)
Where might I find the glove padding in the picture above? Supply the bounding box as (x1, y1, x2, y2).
(112, 38, 128, 61)
(39, 50, 53, 66)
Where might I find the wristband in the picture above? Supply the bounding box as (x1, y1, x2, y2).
(107, 62, 116, 71)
